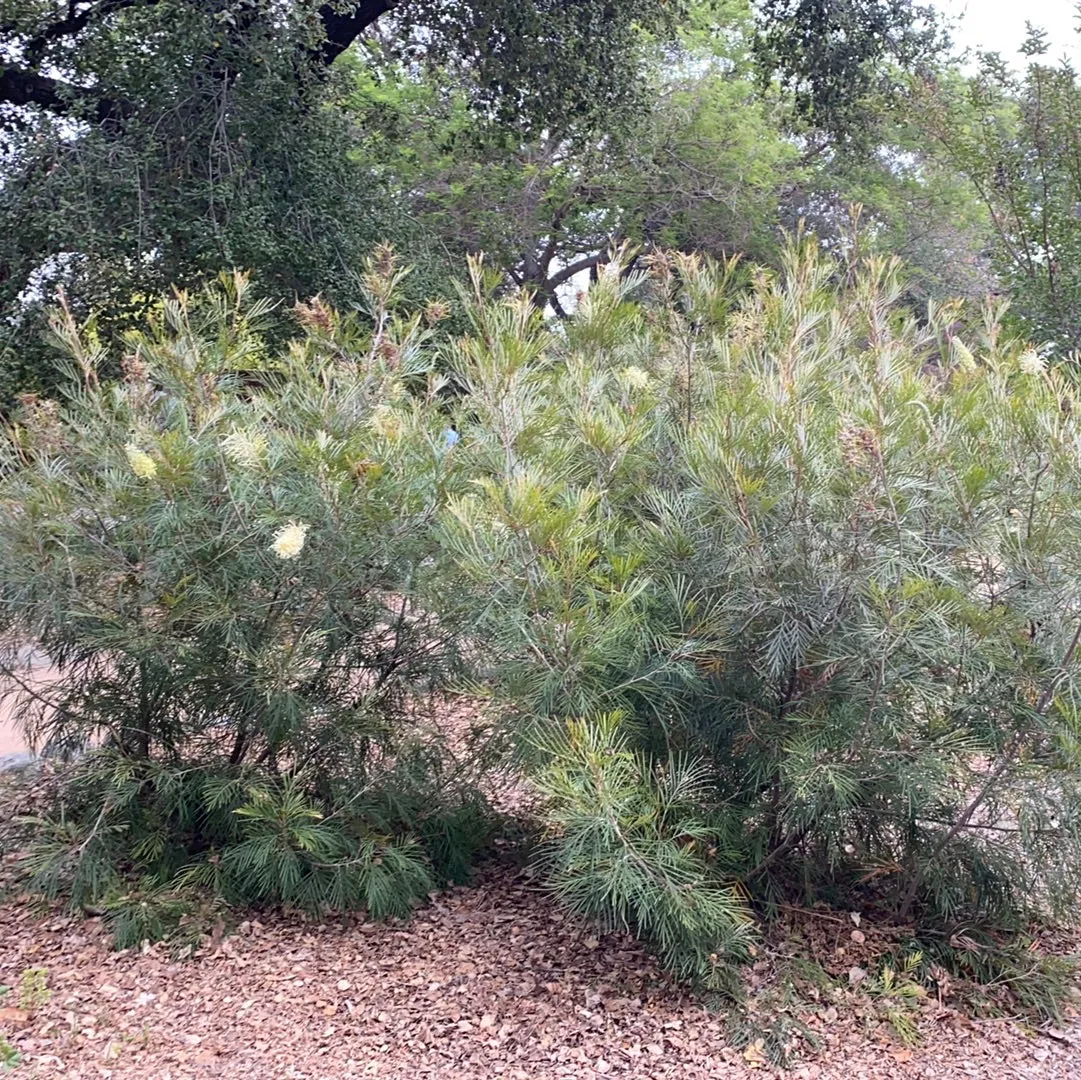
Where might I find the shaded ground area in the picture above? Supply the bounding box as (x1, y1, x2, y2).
(1, 863, 1079, 1080)
(1, 695, 1079, 1080)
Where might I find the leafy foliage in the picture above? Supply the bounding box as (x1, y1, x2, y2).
(0, 2, 401, 400)
(351, 2, 798, 305)
(0, 1036, 19, 1074)
(0, 256, 482, 935)
(384, 0, 677, 135)
(349, 1, 981, 312)
(0, 0, 678, 400)
(862, 953, 926, 1045)
(0, 0, 973, 402)
(15, 969, 48, 1014)
(754, 0, 945, 140)
(0, 984, 22, 1073)
(914, 39, 1081, 350)
(440, 241, 1081, 955)
(913, 929, 1079, 1024)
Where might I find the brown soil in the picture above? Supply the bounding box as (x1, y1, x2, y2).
(1, 865, 1079, 1080)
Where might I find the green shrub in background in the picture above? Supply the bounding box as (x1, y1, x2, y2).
(441, 241, 1081, 977)
(0, 254, 486, 933)
(5, 240, 1081, 1001)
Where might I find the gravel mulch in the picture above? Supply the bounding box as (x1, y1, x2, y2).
(1, 865, 1079, 1080)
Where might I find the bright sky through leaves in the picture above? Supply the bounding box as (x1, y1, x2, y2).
(939, 0, 1081, 65)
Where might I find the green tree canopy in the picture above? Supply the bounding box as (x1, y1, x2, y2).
(754, 0, 945, 142)
(348, 2, 798, 307)
(0, 0, 678, 396)
(912, 31, 1081, 351)
(0, 0, 951, 399)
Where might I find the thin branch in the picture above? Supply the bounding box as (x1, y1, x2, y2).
(741, 828, 807, 883)
(898, 613, 1081, 920)
(0, 63, 131, 123)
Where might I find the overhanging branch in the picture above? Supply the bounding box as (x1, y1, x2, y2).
(317, 1, 397, 64)
(1, 1, 397, 118)
(546, 250, 609, 290)
(0, 66, 66, 112)
(0, 64, 131, 123)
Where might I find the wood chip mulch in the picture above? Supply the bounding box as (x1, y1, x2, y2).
(2, 865, 1080, 1080)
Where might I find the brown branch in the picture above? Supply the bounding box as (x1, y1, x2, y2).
(2, 1, 395, 119)
(0, 64, 131, 123)
(548, 289, 569, 318)
(742, 827, 807, 883)
(545, 250, 609, 291)
(898, 614, 1081, 920)
(317, 0, 396, 64)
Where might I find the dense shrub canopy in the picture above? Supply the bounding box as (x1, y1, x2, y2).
(435, 245, 1081, 979)
(0, 259, 487, 928)
(4, 243, 1081, 988)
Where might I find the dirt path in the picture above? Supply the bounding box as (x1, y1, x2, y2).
(1, 867, 1078, 1080)
(0, 713, 28, 756)
(0, 688, 1078, 1079)
(0, 698, 33, 766)
(1, 652, 58, 768)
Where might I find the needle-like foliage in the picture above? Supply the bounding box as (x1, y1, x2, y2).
(441, 241, 1081, 965)
(6, 239, 1081, 995)
(0, 255, 484, 933)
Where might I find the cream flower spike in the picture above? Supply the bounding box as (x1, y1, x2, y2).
(1019, 350, 1046, 376)
(619, 366, 651, 390)
(222, 429, 267, 468)
(270, 521, 309, 560)
(618, 367, 648, 393)
(125, 441, 157, 479)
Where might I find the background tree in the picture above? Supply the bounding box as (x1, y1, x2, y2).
(779, 85, 994, 306)
(0, 0, 954, 399)
(0, 0, 677, 397)
(912, 26, 1081, 351)
(753, 0, 945, 144)
(349, 2, 797, 309)
(351, 0, 972, 311)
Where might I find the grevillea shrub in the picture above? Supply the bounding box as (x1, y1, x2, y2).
(439, 244, 1081, 983)
(0, 260, 488, 930)
(6, 243, 1081, 994)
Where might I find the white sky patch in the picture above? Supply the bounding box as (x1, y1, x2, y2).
(937, 0, 1081, 67)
